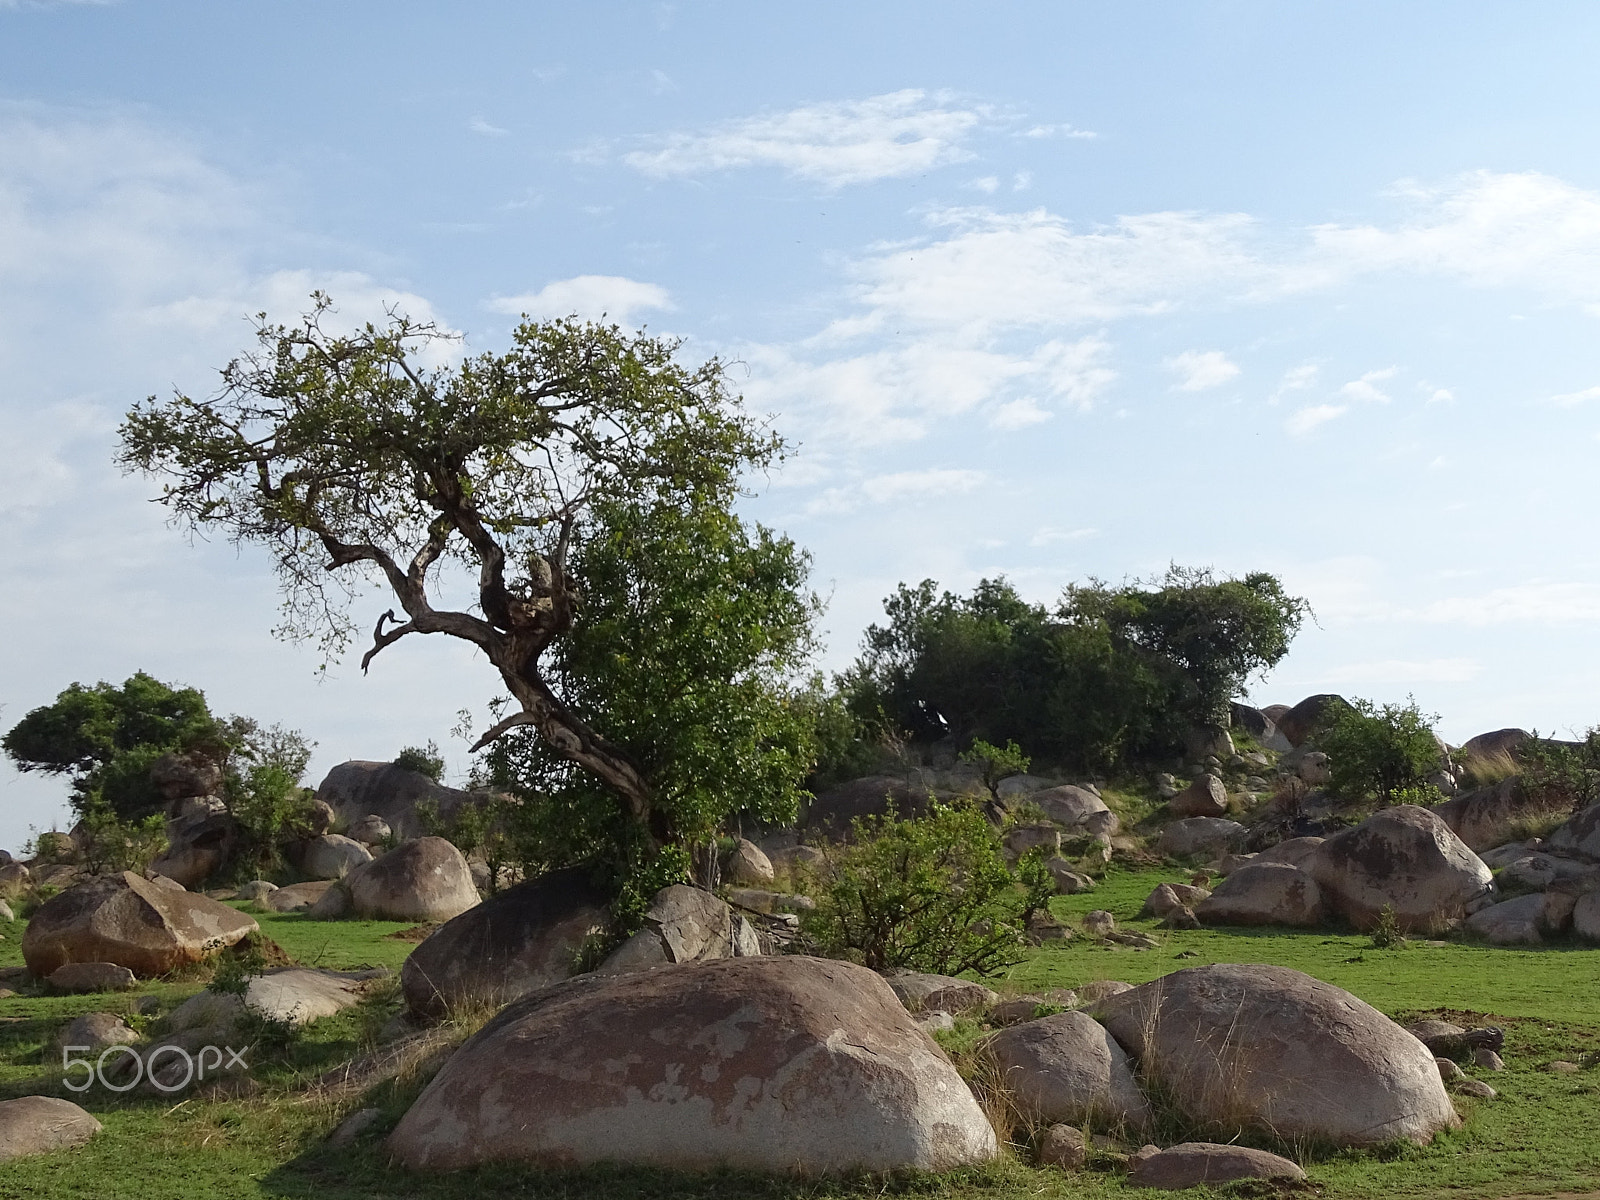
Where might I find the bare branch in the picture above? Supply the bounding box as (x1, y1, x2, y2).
(468, 709, 539, 753)
(360, 609, 415, 673)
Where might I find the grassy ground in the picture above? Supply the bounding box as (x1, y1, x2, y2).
(4, 886, 1600, 1199)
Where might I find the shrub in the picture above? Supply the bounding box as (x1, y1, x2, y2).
(802, 799, 1051, 976)
(394, 741, 445, 782)
(959, 738, 1030, 801)
(1520, 727, 1600, 813)
(74, 800, 167, 874)
(1317, 696, 1442, 803)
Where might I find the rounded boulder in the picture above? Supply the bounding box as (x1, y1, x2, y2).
(983, 1010, 1152, 1134)
(1196, 862, 1324, 927)
(387, 955, 998, 1174)
(1096, 963, 1458, 1146)
(344, 837, 480, 922)
(1309, 805, 1492, 932)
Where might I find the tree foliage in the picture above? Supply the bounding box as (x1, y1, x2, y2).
(842, 569, 1307, 773)
(118, 298, 818, 882)
(802, 800, 1050, 976)
(4, 672, 219, 819)
(1316, 696, 1442, 802)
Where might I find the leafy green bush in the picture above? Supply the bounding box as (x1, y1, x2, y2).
(393, 741, 445, 781)
(959, 738, 1030, 800)
(1317, 696, 1442, 802)
(802, 800, 1052, 976)
(74, 800, 168, 874)
(1520, 727, 1600, 814)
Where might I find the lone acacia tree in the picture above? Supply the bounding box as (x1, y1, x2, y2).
(118, 296, 813, 856)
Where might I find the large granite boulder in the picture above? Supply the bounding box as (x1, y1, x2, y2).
(0, 1097, 102, 1162)
(165, 967, 375, 1032)
(1574, 892, 1600, 942)
(316, 760, 486, 840)
(1157, 818, 1246, 860)
(297, 833, 374, 880)
(401, 868, 610, 1020)
(388, 956, 997, 1173)
(1464, 892, 1574, 945)
(342, 837, 480, 922)
(150, 751, 224, 802)
(1432, 779, 1559, 852)
(1254, 836, 1325, 869)
(886, 972, 998, 1016)
(23, 871, 258, 977)
(1549, 802, 1600, 861)
(262, 880, 334, 912)
(1097, 964, 1457, 1147)
(983, 1010, 1152, 1134)
(1030, 785, 1116, 832)
(1460, 728, 1531, 763)
(1196, 862, 1324, 927)
(1308, 805, 1492, 932)
(596, 885, 760, 974)
(723, 838, 775, 886)
(149, 810, 239, 889)
(1275, 693, 1350, 747)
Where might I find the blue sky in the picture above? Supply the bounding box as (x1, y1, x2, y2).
(4, 1, 1600, 849)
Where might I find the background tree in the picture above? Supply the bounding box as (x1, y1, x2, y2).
(3, 671, 220, 820)
(119, 298, 817, 882)
(1316, 696, 1443, 802)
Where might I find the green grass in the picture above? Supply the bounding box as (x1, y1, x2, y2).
(4, 883, 1600, 1199)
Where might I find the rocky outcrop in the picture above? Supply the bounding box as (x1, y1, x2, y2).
(387, 956, 998, 1173)
(342, 837, 481, 922)
(1097, 964, 1458, 1147)
(23, 871, 258, 977)
(1465, 892, 1574, 945)
(1549, 802, 1600, 860)
(1275, 693, 1349, 747)
(723, 838, 775, 886)
(1433, 779, 1561, 852)
(1030, 785, 1117, 833)
(984, 1011, 1152, 1134)
(402, 868, 610, 1020)
(0, 1097, 102, 1162)
(149, 808, 239, 889)
(803, 776, 933, 835)
(316, 760, 486, 840)
(1196, 862, 1324, 927)
(1460, 728, 1531, 762)
(596, 884, 760, 974)
(1157, 818, 1246, 860)
(1129, 1143, 1306, 1190)
(263, 880, 334, 912)
(1309, 805, 1492, 932)
(1254, 836, 1325, 869)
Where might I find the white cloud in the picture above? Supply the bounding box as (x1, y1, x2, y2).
(1286, 404, 1347, 435)
(618, 90, 987, 188)
(971, 176, 1000, 194)
(1167, 349, 1240, 392)
(1340, 367, 1398, 403)
(1029, 526, 1097, 547)
(989, 398, 1052, 430)
(805, 468, 985, 515)
(1427, 387, 1454, 404)
(1322, 658, 1482, 684)
(486, 275, 673, 326)
(1021, 123, 1097, 140)
(1551, 385, 1600, 407)
(1410, 583, 1600, 626)
(469, 117, 508, 137)
(1012, 171, 1032, 191)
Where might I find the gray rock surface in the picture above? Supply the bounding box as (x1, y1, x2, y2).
(387, 956, 998, 1173)
(1129, 1142, 1306, 1189)
(596, 885, 752, 975)
(299, 833, 374, 880)
(401, 867, 610, 1020)
(263, 880, 334, 912)
(1170, 774, 1227, 819)
(1097, 964, 1458, 1146)
(886, 972, 998, 1015)
(316, 760, 488, 839)
(984, 1010, 1152, 1133)
(1196, 862, 1324, 927)
(1157, 818, 1246, 860)
(24, 871, 257, 977)
(344, 837, 480, 922)
(0, 1096, 102, 1162)
(724, 838, 775, 886)
(1309, 805, 1492, 932)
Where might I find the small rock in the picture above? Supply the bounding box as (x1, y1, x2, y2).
(723, 838, 775, 886)
(915, 1010, 955, 1034)
(235, 880, 279, 903)
(1163, 906, 1201, 930)
(1549, 1060, 1581, 1074)
(328, 1106, 384, 1147)
(0, 900, 13, 922)
(1473, 1048, 1505, 1071)
(54, 1012, 139, 1052)
(1454, 1078, 1497, 1099)
(1046, 858, 1097, 894)
(0, 1096, 103, 1161)
(1170, 773, 1228, 819)
(1130, 1143, 1162, 1166)
(48, 962, 137, 993)
(346, 815, 392, 846)
(1082, 910, 1116, 937)
(1075, 980, 1133, 1006)
(1036, 1123, 1087, 1169)
(1435, 1057, 1465, 1083)
(1106, 931, 1160, 949)
(1130, 1142, 1307, 1190)
(989, 995, 1047, 1024)
(0, 989, 15, 999)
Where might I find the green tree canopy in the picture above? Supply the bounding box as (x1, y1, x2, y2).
(843, 568, 1308, 773)
(1317, 696, 1443, 802)
(118, 297, 818, 874)
(3, 672, 218, 819)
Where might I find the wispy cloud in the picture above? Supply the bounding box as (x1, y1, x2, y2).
(805, 468, 985, 515)
(1410, 582, 1600, 626)
(486, 275, 673, 326)
(1285, 404, 1347, 436)
(1167, 349, 1240, 392)
(1551, 384, 1600, 406)
(614, 89, 990, 187)
(469, 117, 509, 137)
(1030, 526, 1097, 547)
(1340, 367, 1398, 403)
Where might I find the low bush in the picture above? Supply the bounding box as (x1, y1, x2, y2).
(802, 799, 1052, 976)
(1317, 696, 1442, 802)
